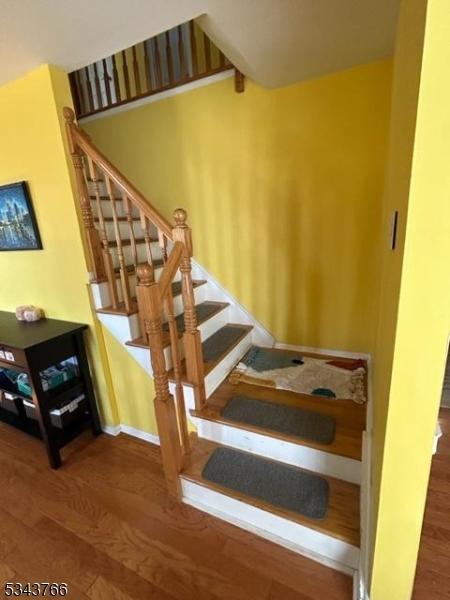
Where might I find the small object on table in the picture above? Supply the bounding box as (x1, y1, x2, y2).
(15, 305, 43, 322)
(0, 311, 102, 468)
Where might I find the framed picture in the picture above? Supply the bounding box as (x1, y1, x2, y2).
(0, 181, 42, 251)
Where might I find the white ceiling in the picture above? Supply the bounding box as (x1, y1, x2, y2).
(202, 0, 400, 88)
(0, 0, 399, 89)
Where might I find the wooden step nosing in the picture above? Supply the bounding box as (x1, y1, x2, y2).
(126, 301, 230, 350)
(180, 473, 360, 549)
(94, 216, 141, 223)
(107, 237, 158, 247)
(202, 324, 254, 368)
(168, 324, 254, 386)
(96, 304, 139, 317)
(191, 409, 362, 463)
(90, 195, 121, 201)
(180, 478, 359, 573)
(181, 435, 360, 548)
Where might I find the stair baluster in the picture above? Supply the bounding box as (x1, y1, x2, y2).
(189, 21, 199, 76)
(123, 194, 138, 269)
(102, 59, 112, 107)
(111, 55, 121, 103)
(136, 264, 183, 499)
(64, 106, 199, 499)
(164, 286, 190, 457)
(105, 177, 132, 312)
(86, 157, 118, 308)
(121, 50, 131, 100)
(64, 109, 105, 282)
(84, 67, 95, 113)
(158, 230, 168, 263)
(172, 209, 206, 411)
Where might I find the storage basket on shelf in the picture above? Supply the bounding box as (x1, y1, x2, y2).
(23, 394, 86, 429)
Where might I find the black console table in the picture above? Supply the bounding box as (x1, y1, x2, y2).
(0, 311, 102, 468)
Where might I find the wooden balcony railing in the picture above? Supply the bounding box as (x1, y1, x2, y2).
(64, 106, 205, 498)
(69, 20, 234, 119)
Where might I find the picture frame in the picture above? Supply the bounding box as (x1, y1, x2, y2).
(0, 181, 43, 251)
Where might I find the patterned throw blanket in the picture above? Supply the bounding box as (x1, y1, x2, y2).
(230, 346, 366, 404)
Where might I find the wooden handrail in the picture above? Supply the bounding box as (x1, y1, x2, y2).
(158, 241, 184, 300)
(65, 107, 205, 500)
(64, 107, 172, 240)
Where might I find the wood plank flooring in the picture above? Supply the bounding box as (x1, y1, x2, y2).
(413, 407, 450, 599)
(0, 422, 353, 600)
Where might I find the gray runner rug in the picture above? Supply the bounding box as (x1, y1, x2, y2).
(222, 395, 336, 444)
(163, 303, 220, 334)
(202, 447, 329, 520)
(202, 326, 248, 363)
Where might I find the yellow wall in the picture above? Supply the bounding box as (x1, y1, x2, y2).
(371, 0, 450, 597)
(371, 0, 428, 513)
(85, 60, 392, 355)
(0, 65, 118, 427)
(102, 328, 156, 432)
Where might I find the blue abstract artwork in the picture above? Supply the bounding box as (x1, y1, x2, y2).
(0, 182, 42, 251)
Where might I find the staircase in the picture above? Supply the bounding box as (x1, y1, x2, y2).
(64, 106, 366, 579)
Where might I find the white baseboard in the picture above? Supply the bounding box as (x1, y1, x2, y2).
(192, 259, 275, 348)
(103, 423, 160, 445)
(102, 424, 121, 436)
(275, 342, 371, 361)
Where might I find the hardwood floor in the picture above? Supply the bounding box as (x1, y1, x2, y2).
(0, 422, 353, 600)
(413, 407, 450, 599)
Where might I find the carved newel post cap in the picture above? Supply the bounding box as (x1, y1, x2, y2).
(63, 106, 75, 123)
(173, 208, 188, 228)
(136, 263, 154, 285)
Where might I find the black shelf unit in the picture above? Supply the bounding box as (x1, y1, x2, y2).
(0, 311, 102, 468)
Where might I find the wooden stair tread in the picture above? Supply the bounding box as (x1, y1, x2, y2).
(96, 299, 138, 316)
(96, 280, 206, 317)
(113, 260, 164, 276)
(89, 194, 120, 201)
(126, 301, 229, 349)
(108, 237, 158, 248)
(181, 435, 360, 547)
(169, 323, 253, 382)
(191, 380, 365, 461)
(94, 216, 141, 223)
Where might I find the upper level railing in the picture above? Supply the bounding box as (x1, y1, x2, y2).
(64, 106, 206, 498)
(69, 20, 234, 119)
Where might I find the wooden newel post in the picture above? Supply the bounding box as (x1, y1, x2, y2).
(135, 263, 154, 342)
(136, 265, 182, 499)
(172, 209, 206, 411)
(63, 107, 105, 282)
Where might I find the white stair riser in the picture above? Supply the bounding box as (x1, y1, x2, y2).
(92, 199, 140, 220)
(168, 330, 253, 402)
(204, 330, 252, 397)
(103, 220, 143, 240)
(196, 419, 361, 484)
(90, 278, 205, 312)
(87, 181, 108, 196)
(110, 241, 162, 269)
(192, 261, 275, 348)
(181, 478, 359, 572)
(97, 312, 140, 345)
(102, 304, 231, 375)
